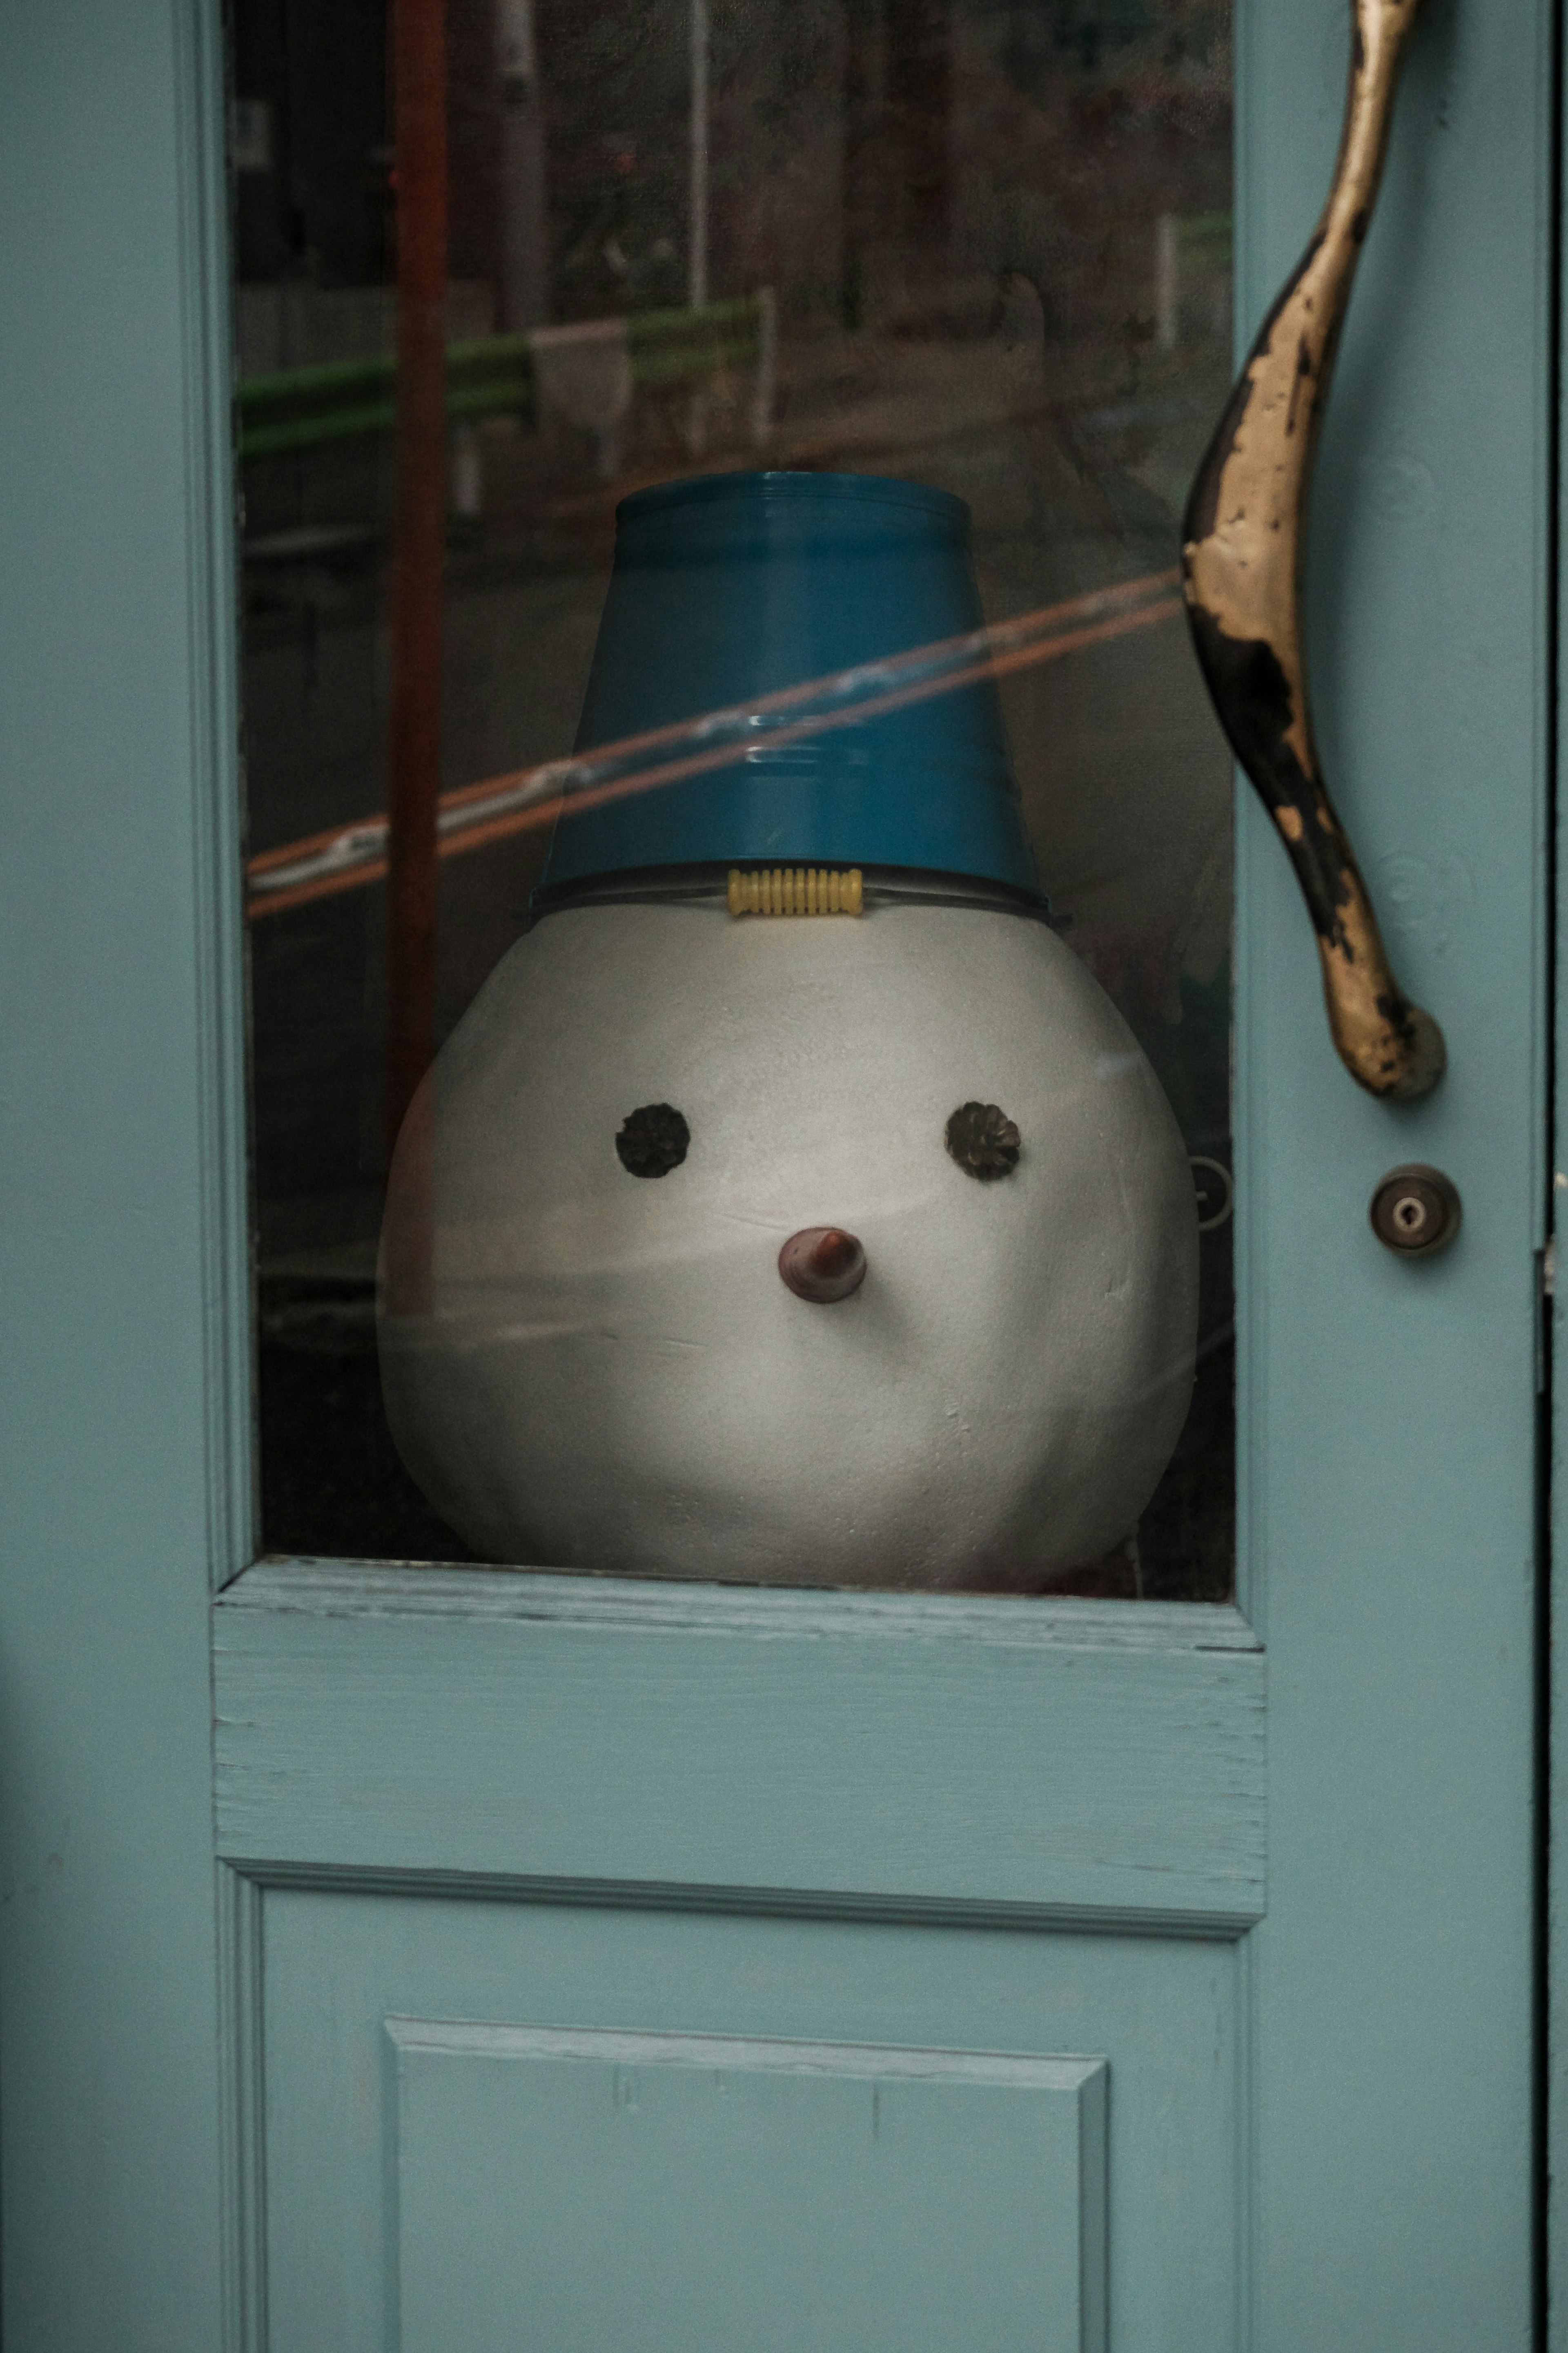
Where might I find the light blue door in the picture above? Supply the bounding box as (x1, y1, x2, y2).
(0, 0, 1551, 2346)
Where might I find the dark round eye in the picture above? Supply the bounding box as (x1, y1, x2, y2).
(945, 1101, 1021, 1182)
(616, 1102, 690, 1178)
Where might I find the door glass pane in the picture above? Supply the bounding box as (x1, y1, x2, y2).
(237, 0, 1234, 1598)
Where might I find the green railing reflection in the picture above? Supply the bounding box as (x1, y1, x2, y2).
(236, 290, 775, 458)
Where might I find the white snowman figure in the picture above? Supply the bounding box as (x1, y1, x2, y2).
(379, 472, 1198, 1590)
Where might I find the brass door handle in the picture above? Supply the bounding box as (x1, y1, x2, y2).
(1182, 0, 1445, 1101)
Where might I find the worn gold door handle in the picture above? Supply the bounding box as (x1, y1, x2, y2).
(1182, 0, 1445, 1100)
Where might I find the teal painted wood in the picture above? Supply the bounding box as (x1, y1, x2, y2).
(1241, 2, 1548, 2347)
(0, 0, 1550, 2343)
(213, 1564, 1267, 1926)
(218, 1871, 270, 2353)
(390, 2024, 1105, 2353)
(256, 1890, 1237, 2351)
(1552, 7, 1568, 2338)
(0, 2, 249, 2350)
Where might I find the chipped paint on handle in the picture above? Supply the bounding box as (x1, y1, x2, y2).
(1181, 0, 1445, 1101)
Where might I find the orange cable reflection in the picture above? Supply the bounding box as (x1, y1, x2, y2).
(247, 569, 1184, 920)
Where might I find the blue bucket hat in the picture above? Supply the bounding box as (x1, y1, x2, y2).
(537, 469, 1041, 902)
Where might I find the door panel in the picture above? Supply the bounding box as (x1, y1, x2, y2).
(390, 2027, 1105, 2353)
(256, 1891, 1238, 2349)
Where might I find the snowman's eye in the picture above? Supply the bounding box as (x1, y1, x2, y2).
(617, 1102, 690, 1178)
(945, 1101, 1021, 1182)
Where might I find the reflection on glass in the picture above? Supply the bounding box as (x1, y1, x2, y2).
(237, 0, 1234, 1597)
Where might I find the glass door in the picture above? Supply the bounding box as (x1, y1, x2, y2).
(238, 0, 1237, 1601)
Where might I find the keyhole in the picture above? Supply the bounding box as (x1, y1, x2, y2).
(1370, 1164, 1461, 1259)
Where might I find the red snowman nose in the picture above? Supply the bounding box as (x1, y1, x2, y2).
(778, 1227, 867, 1304)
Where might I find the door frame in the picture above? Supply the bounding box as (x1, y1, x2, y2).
(0, 0, 245, 2342)
(0, 0, 1555, 2345)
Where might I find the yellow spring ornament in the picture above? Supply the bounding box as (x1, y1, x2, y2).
(727, 867, 864, 917)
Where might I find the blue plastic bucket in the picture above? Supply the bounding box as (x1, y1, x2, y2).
(537, 470, 1041, 899)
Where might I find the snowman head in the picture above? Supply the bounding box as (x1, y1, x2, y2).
(379, 898, 1198, 1590)
(379, 471, 1198, 1587)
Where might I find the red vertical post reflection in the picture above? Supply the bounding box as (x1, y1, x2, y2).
(384, 0, 448, 1313)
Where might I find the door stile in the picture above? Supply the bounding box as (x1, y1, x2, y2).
(1550, 0, 1568, 2330)
(1246, 2, 1549, 2347)
(0, 0, 246, 2341)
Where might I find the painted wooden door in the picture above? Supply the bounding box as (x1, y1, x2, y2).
(0, 0, 1550, 2346)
